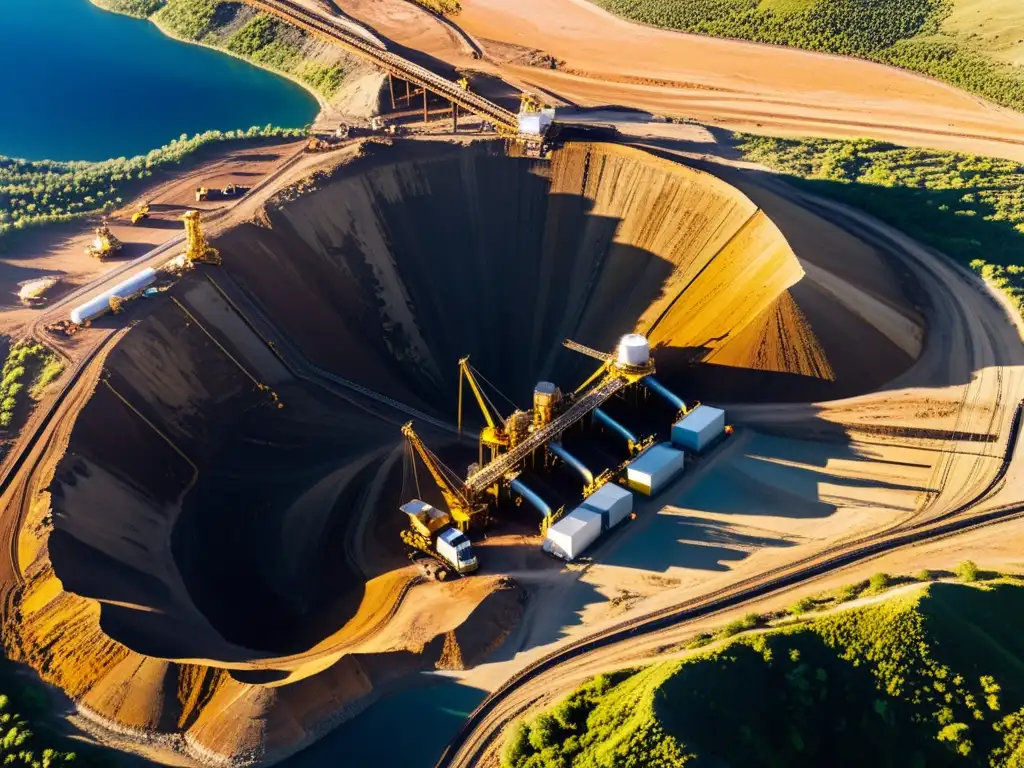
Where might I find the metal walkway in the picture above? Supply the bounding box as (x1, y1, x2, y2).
(466, 376, 627, 492)
(246, 0, 518, 131)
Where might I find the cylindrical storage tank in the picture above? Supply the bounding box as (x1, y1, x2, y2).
(542, 508, 602, 561)
(581, 483, 633, 531)
(70, 267, 158, 325)
(617, 334, 650, 366)
(626, 443, 685, 496)
(672, 405, 726, 452)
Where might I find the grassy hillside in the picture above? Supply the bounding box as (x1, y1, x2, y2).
(734, 134, 1024, 313)
(504, 579, 1024, 767)
(93, 0, 363, 102)
(589, 0, 1024, 112)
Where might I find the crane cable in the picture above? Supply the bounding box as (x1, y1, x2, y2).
(469, 362, 519, 418)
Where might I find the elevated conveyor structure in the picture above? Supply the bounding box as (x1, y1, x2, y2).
(244, 0, 518, 132)
(466, 376, 628, 493)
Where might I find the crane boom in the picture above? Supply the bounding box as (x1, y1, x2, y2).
(402, 422, 470, 516)
(458, 356, 501, 434)
(562, 339, 612, 362)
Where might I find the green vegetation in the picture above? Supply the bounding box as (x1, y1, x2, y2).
(504, 579, 1024, 767)
(92, 0, 165, 17)
(0, 125, 303, 241)
(589, 0, 1024, 112)
(0, 658, 114, 766)
(151, 0, 355, 99)
(0, 343, 64, 429)
(956, 560, 981, 582)
(868, 571, 891, 593)
(735, 134, 1024, 281)
(410, 0, 462, 15)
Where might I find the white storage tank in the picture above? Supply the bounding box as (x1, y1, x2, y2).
(582, 483, 633, 531)
(626, 443, 685, 496)
(672, 405, 726, 452)
(70, 267, 158, 325)
(543, 508, 602, 561)
(617, 334, 650, 366)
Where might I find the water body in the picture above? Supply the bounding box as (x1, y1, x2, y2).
(0, 0, 319, 162)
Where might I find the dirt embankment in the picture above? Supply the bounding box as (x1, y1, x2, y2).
(6, 139, 922, 765)
(219, 140, 920, 407)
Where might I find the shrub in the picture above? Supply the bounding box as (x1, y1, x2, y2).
(868, 572, 890, 593)
(789, 596, 816, 615)
(916, 569, 935, 581)
(955, 560, 980, 583)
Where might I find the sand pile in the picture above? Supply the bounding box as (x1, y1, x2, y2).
(8, 139, 922, 765)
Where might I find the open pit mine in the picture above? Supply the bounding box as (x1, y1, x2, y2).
(6, 138, 923, 765)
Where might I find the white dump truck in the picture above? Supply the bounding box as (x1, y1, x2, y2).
(400, 500, 478, 578)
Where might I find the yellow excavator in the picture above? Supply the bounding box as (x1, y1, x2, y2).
(84, 223, 123, 260)
(130, 202, 151, 225)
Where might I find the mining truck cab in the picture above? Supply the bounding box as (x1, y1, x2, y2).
(436, 528, 478, 575)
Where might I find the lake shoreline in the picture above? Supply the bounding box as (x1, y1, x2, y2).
(87, 0, 331, 118)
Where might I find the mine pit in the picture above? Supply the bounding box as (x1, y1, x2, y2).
(34, 138, 924, 758)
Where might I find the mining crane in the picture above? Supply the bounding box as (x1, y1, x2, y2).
(458, 356, 512, 465)
(402, 421, 487, 530)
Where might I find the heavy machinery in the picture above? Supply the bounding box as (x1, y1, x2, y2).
(402, 335, 660, 535)
(458, 355, 511, 465)
(182, 210, 221, 265)
(399, 499, 477, 578)
(84, 223, 123, 260)
(402, 421, 488, 531)
(130, 202, 151, 225)
(195, 186, 209, 202)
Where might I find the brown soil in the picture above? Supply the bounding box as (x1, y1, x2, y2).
(5, 138, 926, 764)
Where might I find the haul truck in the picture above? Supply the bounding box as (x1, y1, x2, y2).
(400, 500, 478, 579)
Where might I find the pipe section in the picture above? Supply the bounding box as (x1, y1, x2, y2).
(549, 442, 594, 485)
(643, 376, 686, 412)
(593, 407, 637, 445)
(510, 477, 552, 518)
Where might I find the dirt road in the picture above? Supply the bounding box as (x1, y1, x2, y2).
(328, 0, 1024, 159)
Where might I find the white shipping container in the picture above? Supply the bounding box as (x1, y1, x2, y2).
(70, 267, 158, 325)
(672, 405, 726, 452)
(543, 508, 602, 561)
(626, 443, 685, 496)
(518, 111, 553, 136)
(582, 483, 633, 531)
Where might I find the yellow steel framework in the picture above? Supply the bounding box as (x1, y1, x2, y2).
(458, 356, 510, 464)
(403, 338, 657, 529)
(183, 211, 221, 265)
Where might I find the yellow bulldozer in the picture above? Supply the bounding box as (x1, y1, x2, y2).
(84, 223, 123, 260)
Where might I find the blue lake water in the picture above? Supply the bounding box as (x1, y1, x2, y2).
(0, 0, 319, 162)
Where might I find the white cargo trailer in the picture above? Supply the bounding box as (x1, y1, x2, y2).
(582, 483, 633, 531)
(672, 405, 726, 452)
(626, 443, 685, 496)
(543, 508, 602, 561)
